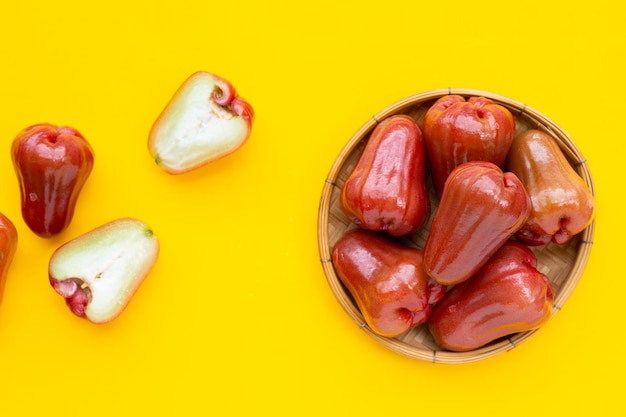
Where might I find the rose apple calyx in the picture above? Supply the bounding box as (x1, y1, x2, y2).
(48, 217, 159, 324)
(148, 71, 254, 174)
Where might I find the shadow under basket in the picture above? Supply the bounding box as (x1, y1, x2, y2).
(317, 88, 595, 364)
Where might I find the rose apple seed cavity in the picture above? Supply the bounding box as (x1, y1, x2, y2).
(51, 277, 92, 318)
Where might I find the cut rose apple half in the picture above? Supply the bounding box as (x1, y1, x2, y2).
(148, 71, 254, 174)
(49, 218, 159, 324)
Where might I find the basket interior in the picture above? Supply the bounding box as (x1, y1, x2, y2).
(318, 89, 595, 364)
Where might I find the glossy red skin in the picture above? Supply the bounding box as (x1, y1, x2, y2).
(11, 123, 94, 238)
(507, 129, 595, 245)
(423, 161, 531, 286)
(0, 213, 18, 306)
(422, 95, 516, 197)
(332, 229, 446, 337)
(428, 241, 554, 352)
(340, 115, 430, 236)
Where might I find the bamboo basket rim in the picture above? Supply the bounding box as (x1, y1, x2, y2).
(317, 88, 595, 364)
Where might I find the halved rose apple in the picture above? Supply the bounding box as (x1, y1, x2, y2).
(148, 71, 254, 174)
(49, 217, 159, 324)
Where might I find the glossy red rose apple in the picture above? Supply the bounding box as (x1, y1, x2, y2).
(332, 229, 446, 337)
(0, 213, 18, 306)
(428, 241, 555, 352)
(423, 161, 531, 286)
(422, 95, 516, 196)
(49, 218, 159, 324)
(340, 115, 430, 236)
(11, 123, 94, 238)
(148, 71, 254, 174)
(507, 129, 595, 245)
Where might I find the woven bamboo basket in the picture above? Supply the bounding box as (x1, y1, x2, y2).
(318, 88, 595, 364)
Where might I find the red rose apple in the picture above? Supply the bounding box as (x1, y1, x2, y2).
(332, 229, 446, 337)
(422, 95, 516, 196)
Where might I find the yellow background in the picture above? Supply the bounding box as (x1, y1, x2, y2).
(1, 0, 623, 415)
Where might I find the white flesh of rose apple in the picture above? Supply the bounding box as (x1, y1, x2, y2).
(49, 218, 159, 324)
(149, 72, 249, 174)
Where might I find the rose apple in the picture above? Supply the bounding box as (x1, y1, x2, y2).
(11, 123, 94, 238)
(507, 129, 595, 245)
(428, 241, 554, 352)
(422, 95, 516, 196)
(0, 213, 18, 306)
(423, 161, 530, 286)
(332, 229, 446, 337)
(148, 71, 254, 174)
(340, 115, 430, 236)
(49, 218, 159, 324)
